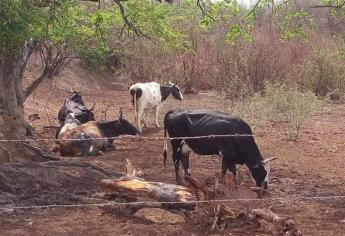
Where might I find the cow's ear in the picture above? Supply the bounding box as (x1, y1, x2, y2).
(119, 109, 123, 121)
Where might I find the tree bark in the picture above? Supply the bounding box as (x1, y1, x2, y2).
(0, 40, 37, 134)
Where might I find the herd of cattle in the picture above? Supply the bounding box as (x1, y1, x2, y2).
(55, 81, 276, 191)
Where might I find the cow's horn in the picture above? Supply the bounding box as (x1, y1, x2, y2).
(89, 101, 96, 111)
(263, 157, 278, 164)
(168, 80, 175, 86)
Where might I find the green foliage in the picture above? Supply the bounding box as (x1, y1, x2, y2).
(298, 47, 345, 97)
(0, 0, 46, 50)
(233, 82, 323, 141)
(261, 82, 323, 141)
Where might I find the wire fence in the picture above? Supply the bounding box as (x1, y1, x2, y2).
(0, 126, 344, 211)
(0, 133, 281, 143)
(1, 195, 345, 211)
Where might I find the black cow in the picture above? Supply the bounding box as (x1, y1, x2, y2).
(59, 110, 139, 156)
(58, 91, 95, 124)
(163, 109, 276, 190)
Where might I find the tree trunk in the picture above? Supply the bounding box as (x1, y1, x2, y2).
(0, 41, 36, 135)
(0, 52, 23, 119)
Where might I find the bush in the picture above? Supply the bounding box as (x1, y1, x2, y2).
(234, 82, 323, 141)
(298, 47, 345, 97)
(264, 82, 323, 140)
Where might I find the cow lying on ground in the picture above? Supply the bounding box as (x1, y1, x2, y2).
(57, 113, 81, 139)
(163, 109, 277, 192)
(129, 81, 183, 133)
(59, 110, 139, 156)
(58, 91, 95, 124)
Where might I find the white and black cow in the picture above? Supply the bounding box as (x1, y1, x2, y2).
(58, 91, 95, 124)
(163, 109, 277, 191)
(129, 81, 183, 132)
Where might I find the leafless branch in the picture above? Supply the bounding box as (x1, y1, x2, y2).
(23, 40, 75, 101)
(310, 1, 345, 9)
(197, 0, 215, 22)
(242, 0, 263, 23)
(112, 0, 150, 38)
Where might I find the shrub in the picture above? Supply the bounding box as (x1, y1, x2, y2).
(262, 82, 323, 140)
(233, 82, 323, 141)
(298, 47, 345, 97)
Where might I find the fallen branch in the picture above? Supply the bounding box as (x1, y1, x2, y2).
(199, 204, 302, 235)
(100, 159, 206, 214)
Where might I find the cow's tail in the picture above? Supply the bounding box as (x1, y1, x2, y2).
(134, 90, 138, 124)
(130, 88, 138, 123)
(163, 125, 168, 169)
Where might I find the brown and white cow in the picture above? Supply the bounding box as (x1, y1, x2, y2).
(59, 110, 138, 156)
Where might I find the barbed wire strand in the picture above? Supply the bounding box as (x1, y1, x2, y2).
(0, 195, 345, 211)
(0, 133, 281, 143)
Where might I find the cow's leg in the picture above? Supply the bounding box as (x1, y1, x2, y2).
(220, 151, 237, 190)
(180, 153, 191, 176)
(173, 152, 184, 185)
(227, 163, 237, 189)
(220, 156, 228, 183)
(155, 105, 160, 127)
(137, 107, 144, 132)
(143, 110, 148, 128)
(171, 140, 184, 185)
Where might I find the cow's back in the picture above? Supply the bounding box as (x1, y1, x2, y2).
(164, 109, 251, 135)
(59, 121, 108, 155)
(130, 82, 161, 107)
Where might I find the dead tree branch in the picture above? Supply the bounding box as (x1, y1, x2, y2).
(197, 0, 215, 22)
(22, 41, 76, 102)
(99, 159, 207, 214)
(311, 1, 345, 9)
(112, 0, 150, 38)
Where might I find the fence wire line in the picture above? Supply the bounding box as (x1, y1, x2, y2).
(0, 133, 282, 143)
(0, 195, 345, 211)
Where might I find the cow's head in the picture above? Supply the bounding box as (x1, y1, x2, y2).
(251, 157, 278, 187)
(58, 91, 95, 124)
(68, 91, 84, 105)
(116, 109, 139, 135)
(250, 157, 278, 197)
(169, 81, 183, 101)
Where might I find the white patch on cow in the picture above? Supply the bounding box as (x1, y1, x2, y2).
(58, 113, 81, 139)
(263, 161, 271, 183)
(185, 168, 192, 175)
(179, 91, 183, 101)
(180, 142, 193, 155)
(58, 123, 78, 139)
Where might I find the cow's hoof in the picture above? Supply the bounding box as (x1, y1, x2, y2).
(176, 180, 186, 186)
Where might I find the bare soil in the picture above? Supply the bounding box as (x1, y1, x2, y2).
(0, 61, 344, 235)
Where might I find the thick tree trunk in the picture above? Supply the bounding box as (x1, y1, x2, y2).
(0, 52, 23, 118)
(0, 41, 36, 135)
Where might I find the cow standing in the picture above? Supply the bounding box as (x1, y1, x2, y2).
(163, 109, 276, 191)
(59, 110, 139, 156)
(129, 81, 183, 132)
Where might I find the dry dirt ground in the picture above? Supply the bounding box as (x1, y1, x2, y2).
(1, 62, 345, 235)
